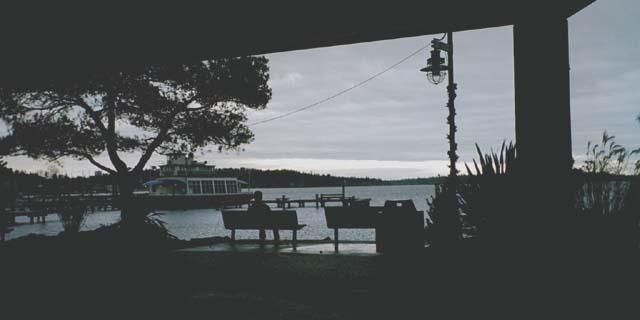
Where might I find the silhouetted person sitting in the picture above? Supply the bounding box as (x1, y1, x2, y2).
(248, 191, 280, 241)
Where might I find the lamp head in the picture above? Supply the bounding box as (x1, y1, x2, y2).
(420, 41, 448, 85)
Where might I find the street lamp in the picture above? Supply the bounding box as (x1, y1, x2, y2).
(420, 39, 448, 85)
(420, 33, 458, 179)
(421, 32, 462, 245)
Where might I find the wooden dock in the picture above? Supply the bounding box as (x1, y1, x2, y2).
(2, 209, 49, 225)
(246, 194, 371, 209)
(1, 193, 370, 229)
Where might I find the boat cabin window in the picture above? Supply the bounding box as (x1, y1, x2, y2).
(214, 180, 226, 194)
(188, 181, 202, 194)
(225, 180, 238, 194)
(201, 180, 214, 194)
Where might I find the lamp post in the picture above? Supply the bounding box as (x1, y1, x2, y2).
(421, 32, 458, 181)
(421, 32, 461, 244)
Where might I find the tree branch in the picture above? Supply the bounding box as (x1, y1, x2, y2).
(74, 97, 109, 136)
(132, 98, 197, 173)
(73, 95, 130, 172)
(77, 152, 116, 174)
(103, 97, 129, 172)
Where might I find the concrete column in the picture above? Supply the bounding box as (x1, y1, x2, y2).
(513, 18, 573, 248)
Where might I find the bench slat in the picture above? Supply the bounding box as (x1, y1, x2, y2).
(324, 207, 383, 229)
(222, 210, 304, 229)
(222, 210, 305, 249)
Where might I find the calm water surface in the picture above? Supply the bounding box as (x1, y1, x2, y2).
(7, 185, 435, 241)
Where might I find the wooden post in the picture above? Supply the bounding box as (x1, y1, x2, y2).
(292, 230, 297, 250)
(231, 229, 236, 241)
(282, 195, 286, 211)
(513, 18, 572, 250)
(334, 228, 339, 252)
(315, 194, 319, 208)
(1, 215, 5, 242)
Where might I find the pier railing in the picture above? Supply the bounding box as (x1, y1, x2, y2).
(247, 194, 370, 209)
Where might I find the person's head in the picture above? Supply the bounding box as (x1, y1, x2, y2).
(253, 191, 263, 201)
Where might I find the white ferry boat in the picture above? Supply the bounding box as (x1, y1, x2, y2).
(142, 153, 253, 209)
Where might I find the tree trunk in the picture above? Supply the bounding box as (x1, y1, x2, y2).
(116, 173, 145, 223)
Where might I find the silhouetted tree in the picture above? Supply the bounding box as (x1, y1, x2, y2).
(0, 57, 271, 223)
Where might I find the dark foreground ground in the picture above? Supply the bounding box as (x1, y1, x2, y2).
(2, 239, 640, 319)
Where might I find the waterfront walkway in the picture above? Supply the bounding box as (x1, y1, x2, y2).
(180, 241, 379, 255)
(4, 239, 640, 318)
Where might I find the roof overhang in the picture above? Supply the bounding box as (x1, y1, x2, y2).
(143, 179, 186, 186)
(0, 1, 594, 88)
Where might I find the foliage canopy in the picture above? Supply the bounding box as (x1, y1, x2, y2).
(0, 57, 271, 175)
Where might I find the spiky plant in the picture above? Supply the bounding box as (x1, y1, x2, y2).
(576, 131, 639, 216)
(573, 131, 640, 250)
(458, 141, 517, 241)
(464, 141, 517, 177)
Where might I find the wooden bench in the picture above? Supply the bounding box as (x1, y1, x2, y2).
(324, 206, 384, 252)
(221, 210, 306, 248)
(325, 202, 426, 253)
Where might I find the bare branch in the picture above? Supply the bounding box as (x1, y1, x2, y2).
(132, 98, 197, 173)
(74, 95, 128, 172)
(77, 152, 116, 174)
(73, 96, 108, 135)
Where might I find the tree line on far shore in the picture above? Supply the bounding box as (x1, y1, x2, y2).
(0, 163, 448, 196)
(215, 167, 448, 188)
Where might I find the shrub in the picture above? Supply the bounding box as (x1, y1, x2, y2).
(572, 132, 640, 250)
(458, 141, 518, 243)
(575, 131, 639, 216)
(426, 182, 462, 247)
(1, 216, 13, 242)
(56, 200, 90, 234)
(105, 203, 178, 248)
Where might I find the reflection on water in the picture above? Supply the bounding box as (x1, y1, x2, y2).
(7, 185, 435, 241)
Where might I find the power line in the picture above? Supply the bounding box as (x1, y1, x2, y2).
(248, 43, 431, 127)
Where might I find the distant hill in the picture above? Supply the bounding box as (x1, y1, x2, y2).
(213, 167, 447, 188)
(0, 165, 445, 195)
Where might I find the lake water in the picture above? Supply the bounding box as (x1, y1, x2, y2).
(6, 185, 435, 241)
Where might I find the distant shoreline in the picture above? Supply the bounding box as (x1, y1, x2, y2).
(247, 183, 437, 190)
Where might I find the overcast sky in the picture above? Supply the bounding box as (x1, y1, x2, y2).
(4, 0, 640, 179)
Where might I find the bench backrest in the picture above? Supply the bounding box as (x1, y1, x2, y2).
(222, 210, 300, 229)
(324, 206, 383, 229)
